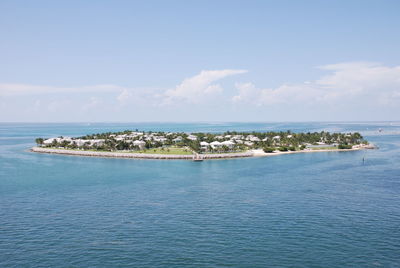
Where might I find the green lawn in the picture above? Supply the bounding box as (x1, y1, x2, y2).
(309, 146, 338, 150)
(137, 147, 193, 155)
(203, 149, 247, 154)
(43, 146, 194, 155)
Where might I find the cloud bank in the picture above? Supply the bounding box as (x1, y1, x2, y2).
(163, 69, 247, 104)
(0, 84, 123, 97)
(232, 62, 400, 106)
(1, 63, 399, 121)
(0, 69, 248, 106)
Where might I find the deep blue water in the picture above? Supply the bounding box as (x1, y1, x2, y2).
(1, 122, 400, 267)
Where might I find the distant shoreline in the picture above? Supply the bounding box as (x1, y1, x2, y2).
(30, 146, 373, 160)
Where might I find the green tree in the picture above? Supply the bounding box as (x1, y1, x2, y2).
(263, 147, 275, 153)
(338, 144, 352, 149)
(35, 138, 44, 146)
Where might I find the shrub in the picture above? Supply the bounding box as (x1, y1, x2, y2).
(288, 146, 296, 151)
(263, 147, 275, 153)
(338, 144, 352, 149)
(278, 146, 288, 151)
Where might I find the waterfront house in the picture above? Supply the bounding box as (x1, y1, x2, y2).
(187, 135, 197, 141)
(210, 141, 222, 148)
(74, 139, 87, 147)
(221, 140, 235, 148)
(133, 140, 146, 150)
(200, 141, 210, 150)
(43, 138, 58, 145)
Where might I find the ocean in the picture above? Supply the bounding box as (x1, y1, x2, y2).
(1, 122, 399, 267)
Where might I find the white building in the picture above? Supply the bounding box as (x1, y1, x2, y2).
(244, 141, 254, 147)
(200, 141, 209, 147)
(133, 140, 146, 150)
(221, 140, 235, 148)
(187, 135, 197, 141)
(153, 136, 167, 142)
(89, 139, 105, 146)
(210, 141, 222, 148)
(130, 132, 143, 137)
(173, 136, 183, 143)
(249, 136, 260, 142)
(200, 141, 210, 150)
(74, 139, 88, 147)
(43, 138, 61, 145)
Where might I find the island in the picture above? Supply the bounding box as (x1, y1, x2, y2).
(31, 130, 375, 160)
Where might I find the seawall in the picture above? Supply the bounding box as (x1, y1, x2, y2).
(30, 147, 253, 160)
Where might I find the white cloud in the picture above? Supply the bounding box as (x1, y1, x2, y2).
(3, 63, 399, 121)
(0, 84, 123, 96)
(82, 97, 102, 111)
(233, 82, 324, 105)
(0, 83, 160, 107)
(115, 87, 164, 106)
(233, 62, 400, 106)
(33, 100, 41, 110)
(47, 99, 72, 112)
(232, 82, 259, 103)
(116, 88, 132, 104)
(0, 69, 248, 108)
(164, 69, 247, 104)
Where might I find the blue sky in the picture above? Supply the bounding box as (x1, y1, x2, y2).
(1, 0, 400, 122)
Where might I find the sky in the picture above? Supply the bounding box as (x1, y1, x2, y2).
(1, 0, 400, 122)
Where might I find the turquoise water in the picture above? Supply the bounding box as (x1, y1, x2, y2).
(1, 122, 400, 267)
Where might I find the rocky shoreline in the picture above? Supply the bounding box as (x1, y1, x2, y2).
(30, 147, 253, 160)
(30, 145, 376, 160)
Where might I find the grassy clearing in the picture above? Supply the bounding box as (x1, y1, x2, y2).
(203, 150, 247, 154)
(43, 146, 194, 155)
(136, 147, 193, 155)
(309, 146, 338, 150)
